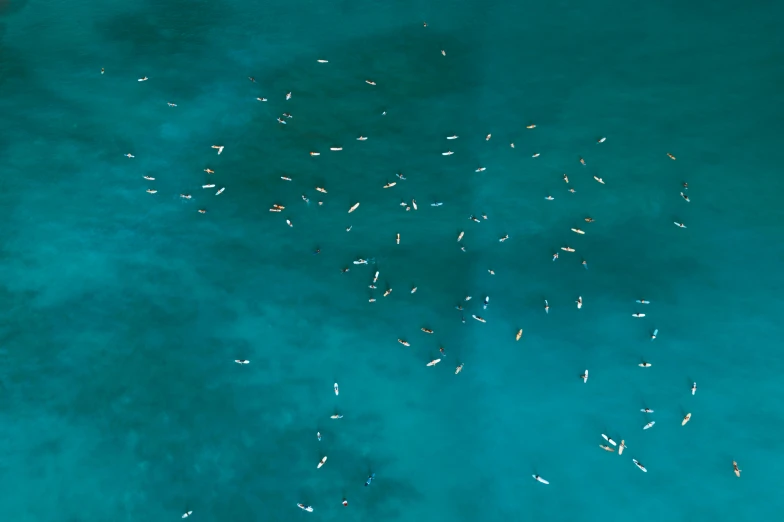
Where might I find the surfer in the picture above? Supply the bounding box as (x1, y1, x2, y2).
(682, 413, 692, 426)
(643, 421, 655, 430)
(691, 382, 697, 395)
(633, 459, 647, 472)
(600, 445, 614, 452)
(651, 329, 659, 340)
(317, 456, 328, 468)
(619, 440, 626, 455)
(334, 383, 339, 396)
(532, 475, 549, 485)
(234, 359, 250, 365)
(576, 296, 582, 309)
(580, 370, 588, 383)
(733, 461, 741, 477)
(639, 361, 652, 368)
(297, 504, 314, 512)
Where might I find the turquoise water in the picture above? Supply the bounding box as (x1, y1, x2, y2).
(1, 0, 783, 520)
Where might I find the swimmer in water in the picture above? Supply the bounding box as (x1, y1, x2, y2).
(317, 432, 321, 441)
(553, 252, 559, 261)
(342, 499, 348, 506)
(651, 328, 659, 340)
(585, 217, 594, 223)
(582, 260, 588, 270)
(365, 473, 376, 486)
(439, 346, 446, 357)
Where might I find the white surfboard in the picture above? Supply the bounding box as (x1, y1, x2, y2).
(532, 474, 549, 484)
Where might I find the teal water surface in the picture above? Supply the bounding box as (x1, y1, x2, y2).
(1, 0, 783, 520)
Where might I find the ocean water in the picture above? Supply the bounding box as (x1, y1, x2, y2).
(1, 0, 783, 520)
